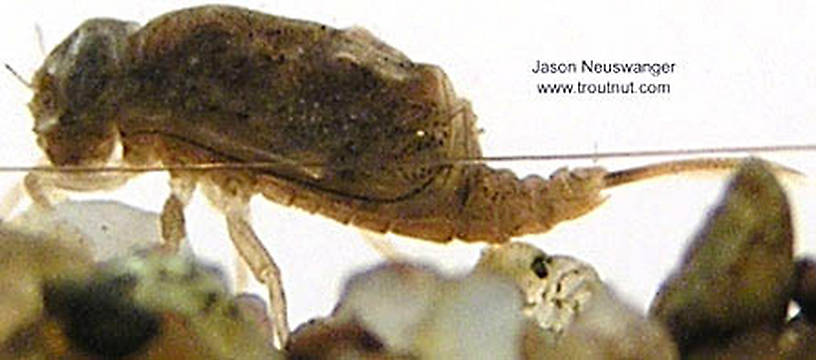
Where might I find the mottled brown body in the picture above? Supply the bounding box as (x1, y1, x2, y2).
(23, 4, 789, 348)
(29, 5, 607, 244)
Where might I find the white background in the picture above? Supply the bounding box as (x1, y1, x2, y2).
(1, 0, 815, 329)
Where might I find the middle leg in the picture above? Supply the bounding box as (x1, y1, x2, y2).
(160, 174, 196, 253)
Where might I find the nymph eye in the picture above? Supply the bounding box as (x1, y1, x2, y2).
(531, 255, 549, 279)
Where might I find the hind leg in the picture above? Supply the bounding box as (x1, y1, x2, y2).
(358, 229, 401, 261)
(162, 176, 291, 344)
(201, 182, 289, 347)
(225, 206, 289, 346)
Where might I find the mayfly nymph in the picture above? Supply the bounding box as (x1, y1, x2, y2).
(23, 4, 777, 344)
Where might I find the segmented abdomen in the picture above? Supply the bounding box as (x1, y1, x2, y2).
(256, 163, 608, 244)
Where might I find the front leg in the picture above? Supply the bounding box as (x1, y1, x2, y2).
(23, 172, 62, 210)
(23, 168, 137, 210)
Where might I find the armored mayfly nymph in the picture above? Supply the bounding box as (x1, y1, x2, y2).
(19, 4, 808, 345)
